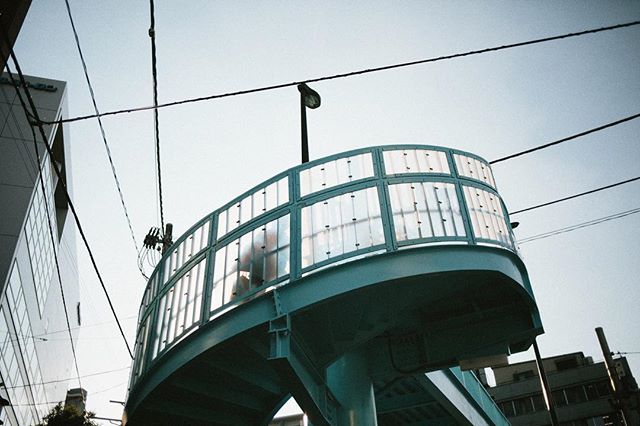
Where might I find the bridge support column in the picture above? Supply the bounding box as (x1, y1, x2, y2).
(326, 350, 377, 426)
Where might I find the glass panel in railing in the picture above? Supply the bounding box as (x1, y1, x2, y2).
(383, 149, 450, 175)
(240, 196, 252, 224)
(211, 214, 290, 312)
(217, 176, 289, 238)
(301, 187, 383, 269)
(177, 259, 206, 338)
(163, 220, 210, 284)
(463, 185, 510, 245)
(299, 152, 374, 196)
(154, 286, 175, 356)
(133, 315, 150, 381)
(159, 286, 176, 352)
(454, 153, 496, 189)
(211, 246, 226, 311)
(153, 259, 206, 355)
(151, 293, 167, 359)
(139, 271, 161, 322)
(389, 182, 465, 242)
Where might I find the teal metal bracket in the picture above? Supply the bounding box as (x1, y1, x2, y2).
(268, 315, 339, 426)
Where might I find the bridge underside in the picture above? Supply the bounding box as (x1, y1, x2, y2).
(125, 246, 541, 425)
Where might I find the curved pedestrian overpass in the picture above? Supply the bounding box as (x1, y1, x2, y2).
(124, 145, 542, 425)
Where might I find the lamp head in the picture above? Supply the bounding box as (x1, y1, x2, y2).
(298, 83, 321, 109)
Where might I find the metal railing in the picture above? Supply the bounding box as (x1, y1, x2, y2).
(129, 145, 518, 389)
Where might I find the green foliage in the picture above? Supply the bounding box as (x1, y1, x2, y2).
(36, 403, 99, 426)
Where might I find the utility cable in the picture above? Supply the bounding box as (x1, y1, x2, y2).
(35, 19, 640, 126)
(0, 315, 138, 346)
(509, 176, 640, 215)
(4, 63, 83, 392)
(149, 0, 165, 231)
(64, 0, 142, 260)
(491, 113, 640, 164)
(517, 207, 640, 244)
(3, 366, 131, 391)
(4, 43, 134, 359)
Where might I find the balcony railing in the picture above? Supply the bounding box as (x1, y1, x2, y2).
(129, 145, 519, 389)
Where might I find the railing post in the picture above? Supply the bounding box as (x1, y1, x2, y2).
(290, 169, 303, 280)
(373, 147, 397, 252)
(448, 149, 476, 245)
(200, 213, 218, 325)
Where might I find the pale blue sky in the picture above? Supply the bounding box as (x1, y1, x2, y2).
(13, 1, 640, 422)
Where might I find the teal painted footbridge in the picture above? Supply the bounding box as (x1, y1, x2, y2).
(124, 145, 542, 425)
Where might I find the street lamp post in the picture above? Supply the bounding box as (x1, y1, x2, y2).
(533, 340, 559, 426)
(298, 83, 321, 164)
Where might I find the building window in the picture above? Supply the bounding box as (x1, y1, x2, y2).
(552, 389, 567, 407)
(513, 369, 536, 381)
(555, 357, 579, 371)
(595, 380, 610, 398)
(3, 262, 47, 420)
(564, 385, 587, 404)
(499, 401, 515, 417)
(25, 156, 58, 314)
(0, 307, 40, 425)
(531, 393, 546, 411)
(514, 396, 535, 415)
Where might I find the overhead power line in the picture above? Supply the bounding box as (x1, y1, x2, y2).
(5, 46, 134, 359)
(509, 176, 640, 215)
(517, 207, 640, 244)
(148, 0, 165, 231)
(64, 0, 142, 261)
(35, 19, 640, 126)
(490, 112, 640, 164)
(4, 366, 131, 391)
(0, 314, 138, 345)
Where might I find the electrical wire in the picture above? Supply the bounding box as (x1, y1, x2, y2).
(64, 0, 142, 262)
(3, 366, 131, 391)
(517, 207, 640, 245)
(149, 0, 165, 232)
(490, 113, 640, 164)
(4, 64, 83, 392)
(3, 43, 134, 359)
(35, 19, 640, 126)
(509, 176, 640, 216)
(7, 400, 64, 408)
(91, 381, 128, 396)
